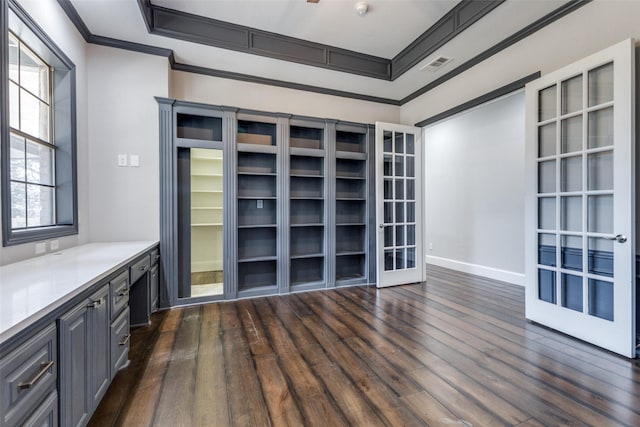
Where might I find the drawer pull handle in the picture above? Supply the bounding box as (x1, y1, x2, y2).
(139, 265, 148, 272)
(118, 289, 129, 297)
(18, 361, 54, 391)
(87, 298, 103, 309)
(119, 334, 131, 346)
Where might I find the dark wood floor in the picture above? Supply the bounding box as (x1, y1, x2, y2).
(89, 266, 640, 426)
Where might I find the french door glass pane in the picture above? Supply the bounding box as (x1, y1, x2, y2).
(589, 279, 614, 320)
(383, 131, 392, 153)
(395, 179, 404, 199)
(538, 233, 556, 266)
(406, 134, 415, 155)
(406, 202, 415, 222)
(538, 85, 557, 121)
(406, 157, 415, 178)
(395, 249, 405, 269)
(538, 160, 555, 193)
(588, 107, 614, 148)
(383, 155, 392, 176)
(561, 116, 582, 154)
(538, 197, 556, 230)
(561, 235, 582, 271)
(587, 195, 613, 233)
(384, 179, 393, 199)
(407, 248, 416, 268)
(588, 63, 614, 107)
(395, 225, 404, 246)
(561, 196, 582, 231)
(384, 202, 393, 223)
(384, 226, 393, 247)
(588, 237, 613, 277)
(561, 156, 582, 192)
(407, 225, 415, 245)
(538, 123, 556, 157)
(395, 156, 404, 176)
(384, 250, 393, 271)
(394, 132, 404, 154)
(587, 151, 613, 190)
(395, 202, 404, 222)
(561, 273, 583, 312)
(562, 75, 583, 114)
(538, 269, 556, 303)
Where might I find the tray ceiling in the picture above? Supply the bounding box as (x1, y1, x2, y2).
(66, 0, 577, 102)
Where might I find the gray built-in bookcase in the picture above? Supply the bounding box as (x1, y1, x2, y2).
(158, 99, 375, 303)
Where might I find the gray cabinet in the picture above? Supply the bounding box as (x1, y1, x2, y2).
(110, 307, 130, 377)
(0, 325, 57, 427)
(58, 284, 109, 427)
(158, 98, 375, 301)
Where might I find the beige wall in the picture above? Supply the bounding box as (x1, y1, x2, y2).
(0, 0, 89, 265)
(170, 70, 401, 124)
(86, 45, 169, 242)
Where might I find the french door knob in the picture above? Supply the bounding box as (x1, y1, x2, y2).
(608, 234, 627, 243)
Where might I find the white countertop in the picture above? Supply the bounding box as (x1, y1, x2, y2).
(0, 241, 158, 344)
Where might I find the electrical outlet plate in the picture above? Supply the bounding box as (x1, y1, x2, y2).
(117, 154, 128, 167)
(130, 154, 140, 167)
(50, 240, 59, 251)
(35, 242, 46, 254)
(257, 199, 264, 209)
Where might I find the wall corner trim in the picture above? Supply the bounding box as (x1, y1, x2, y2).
(414, 71, 540, 127)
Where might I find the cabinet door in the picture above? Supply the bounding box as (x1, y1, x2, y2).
(58, 303, 90, 427)
(88, 286, 110, 408)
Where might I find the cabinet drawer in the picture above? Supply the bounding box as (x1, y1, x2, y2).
(130, 255, 150, 284)
(111, 307, 130, 377)
(20, 390, 57, 427)
(110, 270, 130, 320)
(150, 248, 160, 266)
(0, 325, 56, 427)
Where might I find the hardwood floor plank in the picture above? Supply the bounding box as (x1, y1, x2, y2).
(253, 354, 305, 426)
(153, 306, 201, 426)
(192, 304, 231, 427)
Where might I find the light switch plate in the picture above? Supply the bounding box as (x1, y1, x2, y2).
(117, 154, 128, 167)
(257, 200, 263, 209)
(130, 154, 140, 167)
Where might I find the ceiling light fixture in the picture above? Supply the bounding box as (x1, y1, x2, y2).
(354, 2, 369, 17)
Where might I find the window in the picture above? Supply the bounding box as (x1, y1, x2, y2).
(2, 1, 77, 246)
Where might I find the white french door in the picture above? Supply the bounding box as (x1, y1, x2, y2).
(375, 122, 423, 288)
(525, 39, 635, 357)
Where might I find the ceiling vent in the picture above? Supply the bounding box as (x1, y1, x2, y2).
(420, 56, 453, 72)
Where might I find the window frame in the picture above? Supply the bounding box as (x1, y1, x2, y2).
(1, 0, 78, 246)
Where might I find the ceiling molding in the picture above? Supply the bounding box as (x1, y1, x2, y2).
(414, 71, 540, 127)
(171, 62, 400, 106)
(141, 0, 392, 80)
(401, 0, 592, 105)
(391, 0, 505, 79)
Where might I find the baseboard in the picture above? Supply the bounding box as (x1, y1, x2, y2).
(425, 255, 525, 286)
(191, 260, 222, 272)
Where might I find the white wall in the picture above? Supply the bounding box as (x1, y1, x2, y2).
(423, 91, 525, 285)
(400, 0, 640, 126)
(170, 70, 400, 124)
(0, 0, 89, 266)
(86, 45, 169, 242)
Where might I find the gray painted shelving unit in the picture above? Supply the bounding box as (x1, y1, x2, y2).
(157, 98, 375, 304)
